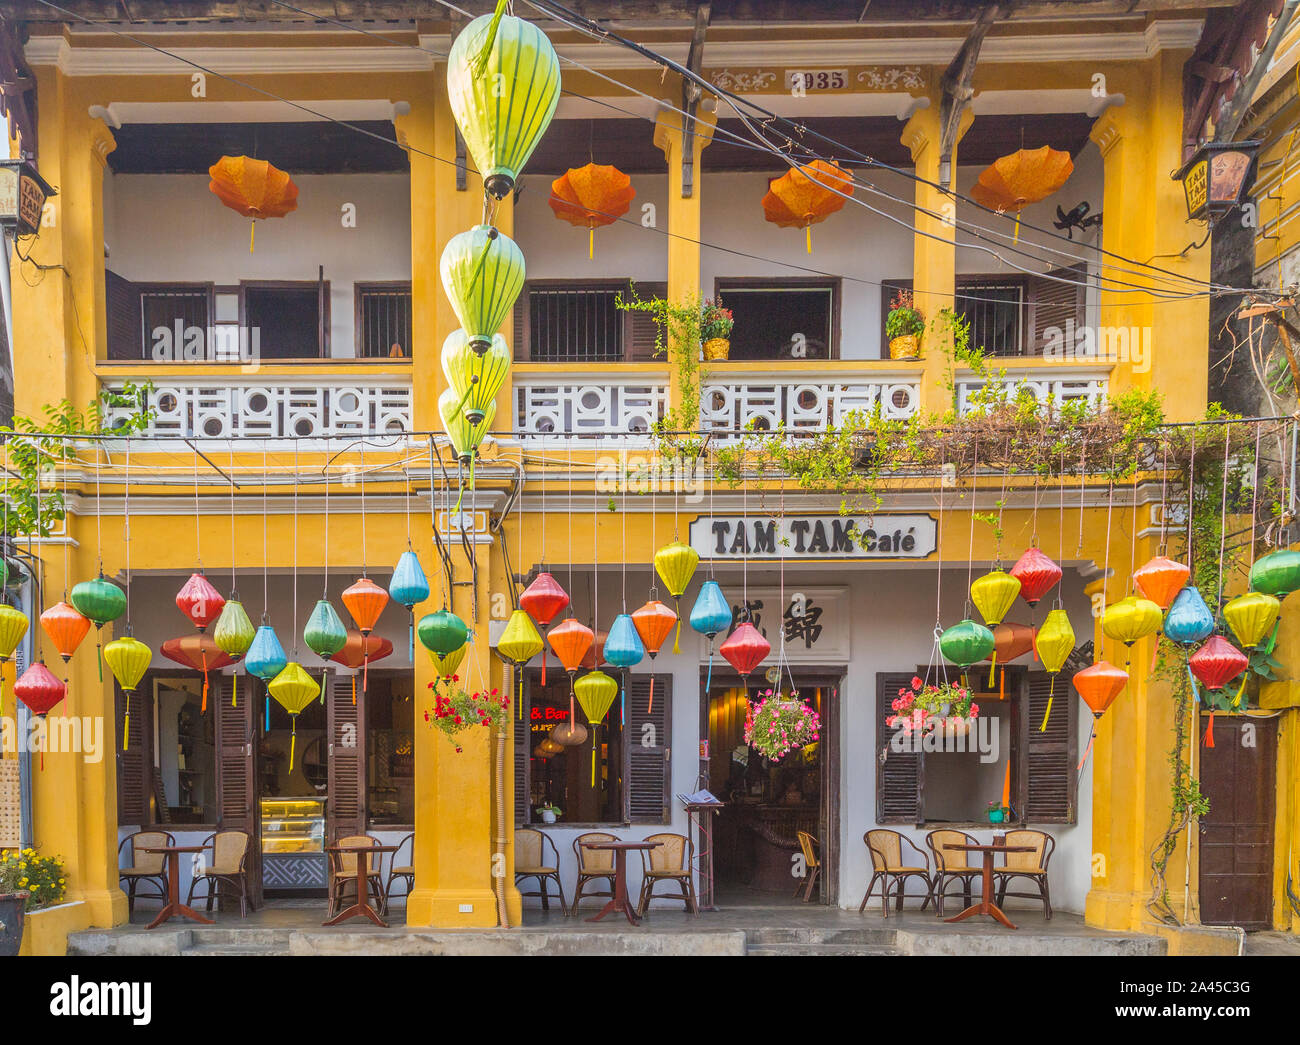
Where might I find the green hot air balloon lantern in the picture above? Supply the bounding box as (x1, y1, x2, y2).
(1250, 548, 1300, 599)
(440, 388, 496, 465)
(442, 329, 511, 426)
(940, 619, 995, 689)
(70, 575, 127, 682)
(214, 597, 256, 708)
(439, 225, 525, 356)
(447, 3, 561, 200)
(419, 609, 469, 659)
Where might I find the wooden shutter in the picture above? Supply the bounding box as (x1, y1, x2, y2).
(1026, 264, 1087, 356)
(513, 668, 530, 824)
(624, 281, 667, 361)
(876, 672, 920, 824)
(216, 676, 262, 906)
(623, 673, 671, 824)
(512, 284, 530, 361)
(1020, 671, 1077, 824)
(116, 679, 150, 825)
(327, 674, 366, 837)
(105, 269, 142, 360)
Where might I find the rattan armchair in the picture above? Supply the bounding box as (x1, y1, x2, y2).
(859, 829, 933, 916)
(328, 834, 387, 918)
(794, 830, 822, 903)
(925, 829, 980, 917)
(185, 830, 253, 917)
(515, 828, 566, 915)
(570, 832, 618, 916)
(995, 829, 1055, 920)
(385, 833, 415, 903)
(636, 833, 698, 916)
(118, 830, 174, 915)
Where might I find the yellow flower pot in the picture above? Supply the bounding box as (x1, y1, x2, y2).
(889, 334, 921, 360)
(702, 337, 730, 361)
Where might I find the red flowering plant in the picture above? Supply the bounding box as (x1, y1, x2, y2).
(700, 298, 734, 341)
(887, 676, 979, 735)
(423, 675, 510, 753)
(744, 689, 821, 762)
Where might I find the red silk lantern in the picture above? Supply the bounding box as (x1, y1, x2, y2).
(330, 630, 394, 669)
(14, 661, 65, 717)
(521, 572, 569, 685)
(40, 601, 91, 664)
(1010, 547, 1062, 607)
(161, 634, 237, 713)
(176, 572, 226, 631)
(1190, 635, 1249, 748)
(632, 600, 676, 659)
(547, 617, 594, 676)
(720, 622, 771, 678)
(1133, 555, 1190, 611)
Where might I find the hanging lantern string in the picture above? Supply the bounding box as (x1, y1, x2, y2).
(930, 444, 945, 686)
(1215, 427, 1231, 624)
(60, 454, 69, 599)
(1249, 423, 1262, 570)
(1029, 455, 1043, 549)
(996, 435, 1010, 564)
(124, 438, 131, 630)
(263, 443, 269, 619)
(1102, 454, 1114, 610)
(1130, 445, 1140, 593)
(360, 445, 368, 577)
(1158, 440, 1169, 557)
(621, 457, 628, 610)
(323, 454, 330, 598)
(1076, 438, 1087, 561)
(1186, 434, 1196, 567)
(194, 442, 202, 571)
(966, 438, 979, 617)
(292, 438, 299, 658)
(1058, 445, 1066, 607)
(568, 440, 575, 598)
(94, 446, 103, 574)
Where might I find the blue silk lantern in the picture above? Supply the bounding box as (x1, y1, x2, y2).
(690, 579, 733, 693)
(246, 624, 287, 732)
(1165, 585, 1215, 703)
(390, 550, 431, 662)
(603, 612, 645, 727)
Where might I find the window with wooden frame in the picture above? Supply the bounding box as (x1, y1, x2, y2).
(513, 671, 670, 826)
(355, 281, 413, 359)
(874, 668, 1076, 827)
(105, 277, 215, 361)
(241, 279, 329, 360)
(881, 265, 1086, 358)
(511, 279, 666, 362)
(714, 277, 839, 360)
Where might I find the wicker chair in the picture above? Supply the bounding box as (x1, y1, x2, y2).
(515, 828, 566, 914)
(385, 833, 415, 903)
(859, 830, 933, 916)
(794, 830, 822, 903)
(925, 829, 979, 917)
(185, 830, 253, 917)
(328, 835, 387, 918)
(995, 829, 1055, 920)
(636, 833, 698, 916)
(570, 832, 618, 916)
(118, 830, 174, 915)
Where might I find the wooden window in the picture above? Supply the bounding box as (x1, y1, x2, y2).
(875, 672, 920, 824)
(512, 280, 666, 362)
(116, 679, 152, 825)
(215, 676, 262, 909)
(714, 277, 840, 360)
(1020, 672, 1077, 823)
(327, 674, 366, 839)
(955, 278, 1026, 356)
(240, 280, 329, 360)
(624, 674, 671, 825)
(355, 281, 413, 359)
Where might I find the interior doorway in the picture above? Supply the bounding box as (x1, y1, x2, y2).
(700, 670, 841, 905)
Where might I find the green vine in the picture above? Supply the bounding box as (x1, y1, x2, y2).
(615, 285, 706, 452)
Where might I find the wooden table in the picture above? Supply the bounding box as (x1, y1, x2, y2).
(140, 845, 215, 930)
(580, 840, 661, 926)
(942, 841, 1038, 929)
(323, 844, 398, 927)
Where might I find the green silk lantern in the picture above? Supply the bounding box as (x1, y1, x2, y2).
(940, 619, 995, 688)
(70, 575, 127, 682)
(440, 388, 495, 464)
(1250, 548, 1300, 599)
(439, 225, 525, 355)
(447, 4, 561, 200)
(971, 569, 1021, 686)
(213, 598, 256, 707)
(419, 609, 469, 657)
(442, 329, 511, 426)
(268, 662, 321, 771)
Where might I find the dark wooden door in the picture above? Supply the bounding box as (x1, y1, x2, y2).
(1199, 714, 1276, 930)
(216, 676, 263, 908)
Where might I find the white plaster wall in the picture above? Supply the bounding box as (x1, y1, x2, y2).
(102, 171, 412, 358)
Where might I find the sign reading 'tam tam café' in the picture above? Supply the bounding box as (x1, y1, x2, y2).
(689, 514, 937, 560)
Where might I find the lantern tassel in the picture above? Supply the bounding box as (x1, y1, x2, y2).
(999, 666, 1005, 701)
(96, 639, 103, 682)
(250, 220, 255, 253)
(648, 673, 654, 715)
(362, 651, 368, 699)
(1039, 677, 1053, 733)
(805, 224, 812, 254)
(264, 692, 270, 733)
(351, 674, 356, 706)
(591, 725, 597, 788)
(1233, 673, 1247, 708)
(588, 227, 594, 260)
(123, 694, 130, 752)
(233, 670, 238, 708)
(1076, 726, 1095, 771)
(1203, 709, 1216, 748)
(541, 648, 547, 687)
(1150, 635, 1161, 673)
(1187, 660, 1200, 704)
(409, 613, 415, 665)
(290, 718, 297, 772)
(706, 645, 714, 694)
(200, 650, 209, 714)
(987, 650, 997, 689)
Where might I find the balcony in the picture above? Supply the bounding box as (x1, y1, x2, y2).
(955, 363, 1112, 417)
(512, 364, 670, 441)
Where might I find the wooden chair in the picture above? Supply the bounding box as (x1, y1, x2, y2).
(859, 830, 933, 916)
(384, 833, 415, 903)
(515, 828, 566, 915)
(636, 833, 698, 916)
(327, 835, 386, 918)
(794, 830, 822, 903)
(569, 832, 618, 916)
(925, 829, 979, 917)
(117, 830, 174, 915)
(995, 829, 1055, 920)
(185, 830, 253, 917)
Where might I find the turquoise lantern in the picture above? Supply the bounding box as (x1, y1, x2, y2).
(439, 225, 525, 356)
(246, 623, 287, 732)
(1165, 586, 1216, 704)
(690, 580, 733, 693)
(390, 550, 431, 662)
(603, 612, 645, 727)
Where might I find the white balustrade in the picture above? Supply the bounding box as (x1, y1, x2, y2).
(103, 377, 414, 439)
(514, 375, 669, 438)
(956, 368, 1110, 416)
(699, 371, 920, 439)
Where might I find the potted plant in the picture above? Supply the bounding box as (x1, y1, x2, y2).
(0, 888, 27, 958)
(536, 803, 562, 825)
(744, 688, 821, 762)
(424, 677, 510, 754)
(0, 847, 68, 956)
(987, 801, 1012, 825)
(885, 289, 924, 360)
(700, 297, 734, 361)
(886, 676, 979, 737)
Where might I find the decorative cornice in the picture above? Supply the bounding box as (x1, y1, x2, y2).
(1090, 108, 1125, 158)
(89, 119, 117, 168)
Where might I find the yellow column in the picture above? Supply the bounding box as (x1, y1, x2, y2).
(901, 99, 972, 415)
(653, 108, 715, 423)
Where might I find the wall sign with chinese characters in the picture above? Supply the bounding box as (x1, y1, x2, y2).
(689, 514, 937, 561)
(725, 587, 849, 664)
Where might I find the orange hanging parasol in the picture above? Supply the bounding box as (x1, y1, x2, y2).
(970, 146, 1074, 215)
(208, 156, 299, 252)
(761, 159, 853, 253)
(548, 162, 636, 259)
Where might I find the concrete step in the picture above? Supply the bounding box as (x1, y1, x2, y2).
(744, 927, 897, 947)
(189, 927, 293, 949)
(748, 942, 900, 956)
(181, 943, 290, 957)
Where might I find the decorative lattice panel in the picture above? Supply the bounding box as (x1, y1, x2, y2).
(0, 760, 22, 851)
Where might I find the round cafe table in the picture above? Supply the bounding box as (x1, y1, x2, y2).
(580, 840, 661, 926)
(324, 844, 399, 927)
(140, 845, 215, 930)
(942, 840, 1037, 930)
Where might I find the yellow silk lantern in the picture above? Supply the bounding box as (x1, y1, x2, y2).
(1223, 591, 1281, 705)
(104, 636, 152, 752)
(430, 643, 467, 681)
(971, 570, 1022, 685)
(653, 540, 700, 654)
(497, 608, 545, 719)
(575, 669, 619, 787)
(268, 662, 322, 771)
(0, 604, 30, 718)
(1101, 596, 1162, 651)
(1032, 608, 1075, 731)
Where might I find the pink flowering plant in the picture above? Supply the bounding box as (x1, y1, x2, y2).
(887, 676, 979, 734)
(424, 675, 510, 753)
(744, 689, 821, 762)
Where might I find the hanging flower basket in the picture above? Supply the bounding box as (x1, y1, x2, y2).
(886, 676, 980, 737)
(744, 689, 821, 762)
(424, 676, 509, 753)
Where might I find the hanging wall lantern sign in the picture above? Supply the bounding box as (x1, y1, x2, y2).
(761, 159, 853, 252)
(549, 163, 636, 258)
(1173, 140, 1261, 222)
(0, 158, 56, 238)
